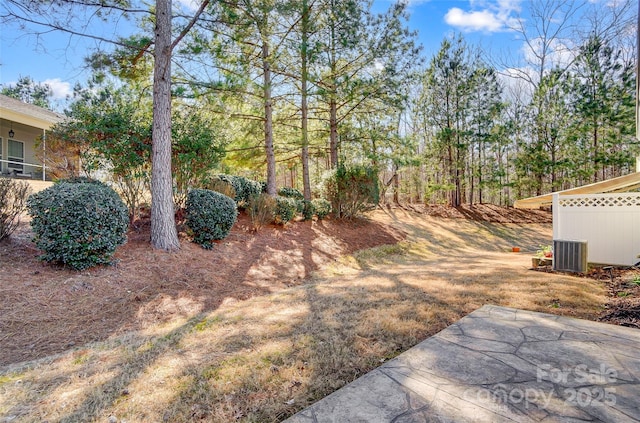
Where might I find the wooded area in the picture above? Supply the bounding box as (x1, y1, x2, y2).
(2, 0, 638, 210)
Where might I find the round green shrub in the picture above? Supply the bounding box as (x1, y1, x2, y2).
(57, 176, 107, 186)
(299, 199, 314, 221)
(186, 189, 238, 249)
(215, 175, 262, 207)
(312, 198, 332, 220)
(27, 182, 129, 270)
(278, 187, 304, 200)
(274, 196, 298, 225)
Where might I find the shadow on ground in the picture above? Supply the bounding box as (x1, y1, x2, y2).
(0, 208, 607, 422)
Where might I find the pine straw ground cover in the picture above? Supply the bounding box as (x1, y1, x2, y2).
(584, 266, 640, 328)
(0, 206, 612, 422)
(0, 211, 403, 366)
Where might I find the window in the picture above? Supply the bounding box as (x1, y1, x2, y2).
(8, 139, 24, 173)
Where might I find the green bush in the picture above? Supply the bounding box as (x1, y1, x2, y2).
(208, 178, 236, 200)
(57, 176, 108, 186)
(215, 175, 262, 207)
(0, 178, 31, 241)
(274, 196, 298, 225)
(278, 187, 304, 201)
(27, 182, 129, 270)
(186, 189, 237, 249)
(299, 199, 314, 221)
(312, 198, 331, 220)
(324, 164, 379, 219)
(247, 193, 276, 230)
(60, 174, 147, 223)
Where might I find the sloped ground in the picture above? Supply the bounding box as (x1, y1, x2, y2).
(399, 203, 552, 223)
(0, 205, 617, 422)
(0, 212, 403, 366)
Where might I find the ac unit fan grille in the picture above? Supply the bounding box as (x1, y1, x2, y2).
(553, 240, 588, 273)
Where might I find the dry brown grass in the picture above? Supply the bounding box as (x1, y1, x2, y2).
(0, 208, 609, 423)
(0, 212, 402, 366)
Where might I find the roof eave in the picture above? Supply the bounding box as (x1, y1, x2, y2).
(513, 172, 640, 209)
(0, 107, 64, 130)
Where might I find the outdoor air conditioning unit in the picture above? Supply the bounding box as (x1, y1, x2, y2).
(553, 240, 588, 273)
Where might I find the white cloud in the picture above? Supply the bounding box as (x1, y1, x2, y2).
(500, 66, 535, 81)
(43, 78, 72, 100)
(445, 0, 521, 33)
(499, 66, 536, 90)
(399, 0, 431, 5)
(174, 0, 200, 12)
(521, 37, 576, 69)
(445, 8, 503, 32)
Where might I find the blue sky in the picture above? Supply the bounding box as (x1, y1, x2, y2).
(375, 0, 524, 54)
(0, 0, 611, 106)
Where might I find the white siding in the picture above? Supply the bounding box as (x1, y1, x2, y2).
(553, 193, 640, 266)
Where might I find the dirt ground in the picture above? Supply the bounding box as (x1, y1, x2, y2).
(398, 202, 553, 224)
(0, 210, 405, 366)
(1, 204, 632, 423)
(0, 203, 631, 368)
(587, 267, 640, 328)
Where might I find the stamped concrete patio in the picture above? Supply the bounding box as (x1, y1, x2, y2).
(286, 305, 640, 422)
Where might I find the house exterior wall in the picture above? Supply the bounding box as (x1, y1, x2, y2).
(553, 192, 640, 266)
(0, 93, 64, 179)
(0, 119, 44, 176)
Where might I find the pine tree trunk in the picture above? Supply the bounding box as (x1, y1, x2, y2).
(593, 122, 599, 182)
(448, 144, 456, 207)
(329, 97, 338, 168)
(478, 139, 484, 204)
(263, 42, 277, 196)
(328, 8, 339, 169)
(392, 171, 399, 204)
(469, 141, 475, 205)
(300, 0, 311, 200)
(301, 97, 311, 199)
(150, 0, 180, 251)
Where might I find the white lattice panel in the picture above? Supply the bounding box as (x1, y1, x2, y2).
(553, 193, 640, 266)
(559, 194, 640, 208)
